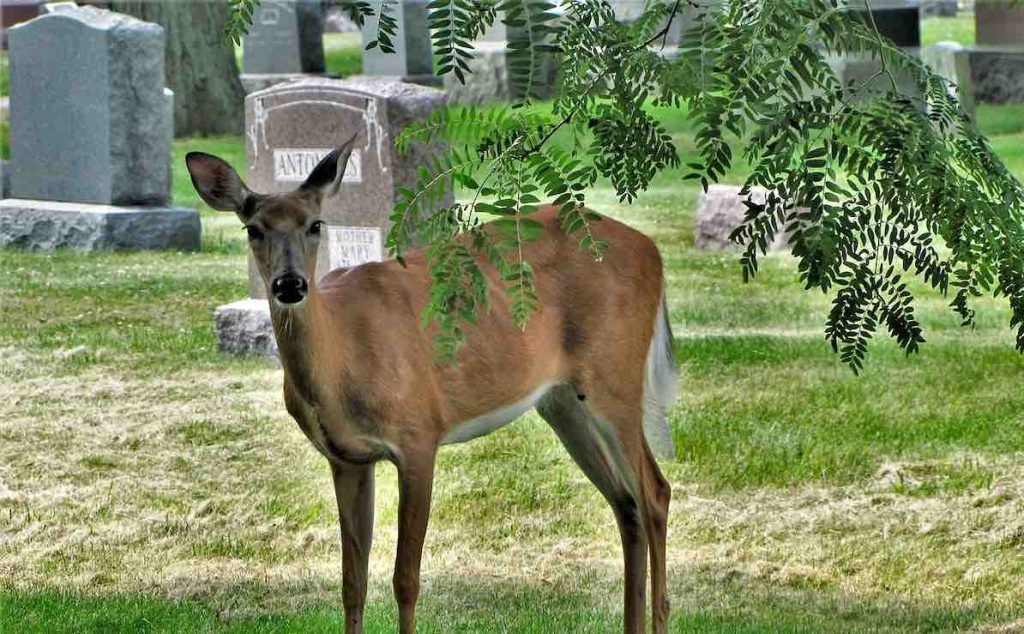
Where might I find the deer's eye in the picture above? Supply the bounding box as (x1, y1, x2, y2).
(308, 220, 324, 236)
(245, 225, 264, 241)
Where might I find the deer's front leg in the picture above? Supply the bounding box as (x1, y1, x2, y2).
(393, 451, 436, 634)
(331, 462, 376, 634)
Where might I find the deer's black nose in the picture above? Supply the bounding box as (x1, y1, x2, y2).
(271, 274, 308, 304)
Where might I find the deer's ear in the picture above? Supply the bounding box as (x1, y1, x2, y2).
(299, 136, 356, 201)
(185, 152, 254, 216)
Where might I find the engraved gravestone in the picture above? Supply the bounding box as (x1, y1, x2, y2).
(214, 78, 449, 357)
(0, 6, 199, 251)
(244, 76, 449, 297)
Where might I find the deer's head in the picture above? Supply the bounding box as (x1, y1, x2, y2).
(185, 140, 354, 307)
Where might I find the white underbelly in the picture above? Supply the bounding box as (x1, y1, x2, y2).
(440, 383, 552, 445)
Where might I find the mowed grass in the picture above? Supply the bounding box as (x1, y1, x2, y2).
(6, 90, 1024, 632)
(921, 13, 974, 48)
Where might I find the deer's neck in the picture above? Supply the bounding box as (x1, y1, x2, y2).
(269, 289, 337, 405)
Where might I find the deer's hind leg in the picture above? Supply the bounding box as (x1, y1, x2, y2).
(641, 440, 671, 634)
(536, 384, 648, 634)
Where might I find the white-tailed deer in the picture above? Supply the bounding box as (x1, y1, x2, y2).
(186, 140, 678, 634)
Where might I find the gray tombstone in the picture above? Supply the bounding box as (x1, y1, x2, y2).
(360, 0, 438, 86)
(694, 185, 790, 252)
(923, 41, 974, 113)
(244, 0, 325, 74)
(444, 10, 561, 104)
(831, 1, 922, 102)
(241, 0, 326, 93)
(215, 77, 449, 357)
(602, 0, 724, 55)
(10, 7, 168, 205)
(0, 6, 199, 251)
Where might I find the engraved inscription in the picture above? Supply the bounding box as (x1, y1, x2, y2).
(328, 226, 384, 270)
(261, 7, 280, 25)
(274, 148, 362, 183)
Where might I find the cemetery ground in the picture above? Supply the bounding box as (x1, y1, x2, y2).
(5, 100, 1024, 633)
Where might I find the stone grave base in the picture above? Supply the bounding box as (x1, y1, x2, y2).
(963, 47, 1024, 105)
(350, 73, 442, 89)
(444, 42, 557, 105)
(694, 184, 790, 251)
(0, 198, 200, 251)
(214, 298, 279, 360)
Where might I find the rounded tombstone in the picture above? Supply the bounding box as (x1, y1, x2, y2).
(244, 77, 449, 297)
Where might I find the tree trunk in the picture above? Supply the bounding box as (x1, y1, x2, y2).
(109, 1, 245, 136)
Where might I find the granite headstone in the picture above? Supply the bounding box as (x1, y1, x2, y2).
(244, 77, 449, 296)
(444, 10, 561, 104)
(243, 0, 326, 74)
(922, 40, 974, 112)
(10, 7, 169, 205)
(215, 78, 449, 357)
(921, 0, 957, 18)
(0, 6, 199, 251)
(832, 1, 922, 101)
(241, 0, 327, 93)
(694, 185, 790, 252)
(361, 0, 438, 85)
(976, 2, 1024, 47)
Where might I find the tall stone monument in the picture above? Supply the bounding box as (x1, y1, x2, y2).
(0, 6, 199, 251)
(215, 78, 449, 358)
(241, 0, 327, 94)
(360, 0, 439, 86)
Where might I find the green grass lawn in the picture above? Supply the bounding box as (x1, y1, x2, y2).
(921, 13, 974, 47)
(7, 55, 1024, 634)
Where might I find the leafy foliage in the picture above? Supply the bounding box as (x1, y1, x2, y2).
(362, 0, 399, 54)
(225, 0, 259, 44)
(228, 0, 1024, 372)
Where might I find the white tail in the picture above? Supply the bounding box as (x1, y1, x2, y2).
(644, 291, 678, 460)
